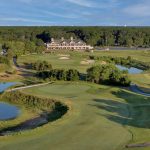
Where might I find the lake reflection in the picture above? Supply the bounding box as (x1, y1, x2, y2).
(0, 82, 16, 92)
(0, 102, 20, 120)
(0, 82, 20, 121)
(116, 65, 143, 74)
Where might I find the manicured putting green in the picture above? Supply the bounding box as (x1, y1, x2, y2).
(25, 83, 91, 96)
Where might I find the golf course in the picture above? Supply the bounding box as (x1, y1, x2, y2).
(0, 50, 150, 150)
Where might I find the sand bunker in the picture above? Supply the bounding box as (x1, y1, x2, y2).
(58, 54, 70, 60)
(58, 54, 70, 57)
(80, 59, 95, 65)
(59, 57, 70, 60)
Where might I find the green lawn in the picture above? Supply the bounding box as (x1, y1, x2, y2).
(129, 73, 150, 93)
(18, 50, 150, 88)
(18, 50, 150, 72)
(0, 50, 150, 150)
(0, 82, 150, 150)
(93, 50, 150, 62)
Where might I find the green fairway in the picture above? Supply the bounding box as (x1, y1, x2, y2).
(18, 50, 150, 88)
(93, 50, 150, 62)
(18, 50, 150, 72)
(0, 82, 150, 150)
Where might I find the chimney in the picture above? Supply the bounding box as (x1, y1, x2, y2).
(71, 36, 74, 41)
(61, 37, 64, 41)
(51, 38, 54, 42)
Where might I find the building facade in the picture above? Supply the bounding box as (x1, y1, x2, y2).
(46, 37, 93, 50)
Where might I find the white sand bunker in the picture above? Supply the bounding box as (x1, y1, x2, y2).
(59, 57, 70, 60)
(80, 59, 95, 65)
(58, 54, 70, 57)
(58, 54, 70, 60)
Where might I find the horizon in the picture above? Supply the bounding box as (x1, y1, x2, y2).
(0, 0, 150, 26)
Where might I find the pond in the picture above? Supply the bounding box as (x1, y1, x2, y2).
(116, 65, 143, 74)
(0, 102, 20, 120)
(0, 82, 16, 93)
(0, 82, 20, 121)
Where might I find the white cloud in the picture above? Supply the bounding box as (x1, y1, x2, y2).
(66, 0, 95, 7)
(66, 0, 119, 8)
(123, 1, 150, 17)
(0, 17, 55, 24)
(41, 10, 79, 19)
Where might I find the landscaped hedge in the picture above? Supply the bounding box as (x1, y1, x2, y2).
(1, 91, 68, 115)
(31, 60, 52, 71)
(36, 69, 80, 81)
(89, 56, 150, 70)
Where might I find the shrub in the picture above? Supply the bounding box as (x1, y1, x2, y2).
(31, 60, 52, 71)
(87, 64, 131, 86)
(36, 69, 80, 81)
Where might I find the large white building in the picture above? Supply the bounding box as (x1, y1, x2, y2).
(46, 37, 93, 51)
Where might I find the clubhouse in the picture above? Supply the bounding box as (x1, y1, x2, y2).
(46, 37, 93, 50)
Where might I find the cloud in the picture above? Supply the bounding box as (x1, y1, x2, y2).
(0, 17, 55, 24)
(123, 0, 150, 17)
(41, 10, 79, 19)
(65, 0, 119, 8)
(66, 0, 95, 7)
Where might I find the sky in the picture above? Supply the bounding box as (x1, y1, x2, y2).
(0, 0, 150, 26)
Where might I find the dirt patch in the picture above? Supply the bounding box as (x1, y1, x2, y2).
(0, 72, 22, 81)
(80, 59, 95, 65)
(126, 142, 150, 148)
(0, 115, 48, 136)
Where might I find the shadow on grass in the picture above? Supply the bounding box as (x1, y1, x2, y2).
(90, 90, 150, 128)
(0, 103, 68, 136)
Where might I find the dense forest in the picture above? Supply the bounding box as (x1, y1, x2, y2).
(0, 26, 150, 55)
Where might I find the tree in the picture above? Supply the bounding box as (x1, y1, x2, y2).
(66, 69, 79, 81)
(37, 31, 51, 43)
(31, 60, 52, 71)
(35, 46, 46, 54)
(87, 64, 131, 86)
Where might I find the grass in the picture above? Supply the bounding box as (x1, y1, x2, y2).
(129, 73, 150, 93)
(0, 81, 150, 150)
(17, 50, 150, 88)
(18, 50, 150, 72)
(93, 50, 150, 62)
(0, 64, 10, 73)
(0, 50, 149, 150)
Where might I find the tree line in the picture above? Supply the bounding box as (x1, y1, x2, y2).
(35, 61, 130, 86)
(0, 26, 150, 56)
(36, 69, 80, 81)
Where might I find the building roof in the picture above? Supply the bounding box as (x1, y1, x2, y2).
(50, 37, 86, 44)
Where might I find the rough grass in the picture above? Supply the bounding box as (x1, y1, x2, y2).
(1, 82, 150, 150)
(0, 64, 9, 73)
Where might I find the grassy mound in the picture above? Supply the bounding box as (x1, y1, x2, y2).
(0, 91, 68, 135)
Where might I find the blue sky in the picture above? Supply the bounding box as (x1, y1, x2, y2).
(0, 0, 150, 26)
